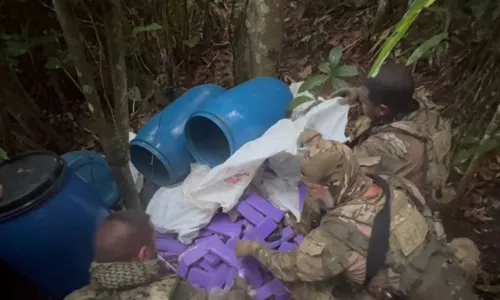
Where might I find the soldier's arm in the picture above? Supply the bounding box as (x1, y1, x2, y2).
(247, 227, 351, 282)
(172, 278, 251, 300)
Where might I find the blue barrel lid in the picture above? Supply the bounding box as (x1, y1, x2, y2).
(0, 151, 65, 221)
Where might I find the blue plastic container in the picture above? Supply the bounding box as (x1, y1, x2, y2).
(130, 84, 226, 186)
(185, 77, 293, 167)
(0, 151, 110, 299)
(62, 151, 119, 208)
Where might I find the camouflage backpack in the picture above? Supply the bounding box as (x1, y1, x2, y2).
(372, 108, 452, 207)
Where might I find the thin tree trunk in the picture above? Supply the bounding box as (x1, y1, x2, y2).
(53, 0, 141, 209)
(102, 0, 141, 209)
(456, 103, 500, 203)
(234, 0, 286, 83)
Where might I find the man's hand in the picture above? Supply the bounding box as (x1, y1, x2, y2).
(235, 240, 255, 257)
(331, 87, 360, 105)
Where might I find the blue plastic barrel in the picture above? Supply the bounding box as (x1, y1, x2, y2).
(185, 77, 293, 167)
(130, 84, 226, 186)
(0, 151, 110, 299)
(62, 151, 119, 208)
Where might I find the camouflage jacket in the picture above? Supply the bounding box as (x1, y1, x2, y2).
(64, 260, 249, 300)
(350, 107, 452, 207)
(246, 175, 477, 300)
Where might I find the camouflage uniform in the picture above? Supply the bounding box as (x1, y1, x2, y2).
(244, 132, 478, 300)
(64, 260, 250, 300)
(349, 105, 452, 209)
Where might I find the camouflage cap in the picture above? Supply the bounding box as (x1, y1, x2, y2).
(299, 129, 370, 203)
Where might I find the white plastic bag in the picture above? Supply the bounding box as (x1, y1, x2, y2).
(182, 119, 300, 212)
(128, 132, 144, 192)
(146, 184, 217, 244)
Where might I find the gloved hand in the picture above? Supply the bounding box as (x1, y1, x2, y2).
(331, 87, 360, 105)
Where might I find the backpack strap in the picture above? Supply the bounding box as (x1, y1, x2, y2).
(362, 174, 392, 287)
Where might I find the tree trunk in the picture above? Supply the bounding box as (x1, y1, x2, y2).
(53, 0, 141, 209)
(233, 0, 286, 84)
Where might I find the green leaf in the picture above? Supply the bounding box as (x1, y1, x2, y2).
(406, 33, 448, 66)
(3, 40, 28, 57)
(132, 23, 163, 35)
(0, 147, 7, 161)
(127, 86, 142, 102)
(318, 62, 330, 74)
(452, 148, 475, 166)
(332, 65, 358, 77)
(44, 57, 62, 70)
(289, 95, 315, 111)
(331, 77, 349, 91)
(298, 74, 328, 94)
(183, 36, 201, 48)
(369, 0, 436, 77)
(328, 47, 342, 67)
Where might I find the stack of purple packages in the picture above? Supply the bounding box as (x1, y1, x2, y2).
(156, 187, 308, 300)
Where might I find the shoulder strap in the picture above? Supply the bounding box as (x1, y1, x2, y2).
(363, 174, 392, 287)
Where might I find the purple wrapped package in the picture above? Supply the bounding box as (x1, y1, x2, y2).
(240, 257, 265, 289)
(206, 214, 244, 238)
(236, 202, 265, 225)
(199, 260, 219, 273)
(299, 184, 308, 214)
(294, 235, 304, 245)
(245, 193, 284, 223)
(156, 237, 188, 254)
(213, 263, 230, 287)
(158, 251, 178, 260)
(204, 236, 242, 269)
(178, 244, 208, 278)
(254, 279, 287, 300)
(187, 267, 213, 288)
(244, 218, 277, 241)
(226, 236, 240, 250)
(223, 267, 238, 289)
(278, 241, 297, 253)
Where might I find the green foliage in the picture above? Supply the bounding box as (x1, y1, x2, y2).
(292, 47, 358, 111)
(298, 47, 358, 94)
(132, 23, 163, 36)
(406, 33, 448, 66)
(453, 133, 500, 167)
(0, 147, 8, 161)
(369, 0, 436, 77)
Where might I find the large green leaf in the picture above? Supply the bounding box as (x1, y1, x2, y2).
(406, 33, 448, 66)
(318, 62, 330, 74)
(331, 77, 349, 91)
(369, 0, 436, 77)
(332, 65, 358, 77)
(289, 95, 316, 111)
(3, 40, 28, 57)
(298, 74, 328, 94)
(328, 47, 343, 68)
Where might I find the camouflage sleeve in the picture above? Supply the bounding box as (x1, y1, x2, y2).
(353, 132, 407, 174)
(247, 226, 351, 282)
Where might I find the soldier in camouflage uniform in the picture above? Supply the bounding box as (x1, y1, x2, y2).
(235, 130, 479, 300)
(65, 210, 250, 300)
(333, 62, 452, 209)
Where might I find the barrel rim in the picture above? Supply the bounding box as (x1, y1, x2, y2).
(129, 139, 176, 186)
(0, 151, 67, 222)
(185, 112, 235, 167)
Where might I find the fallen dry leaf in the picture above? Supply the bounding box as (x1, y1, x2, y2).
(299, 65, 313, 79)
